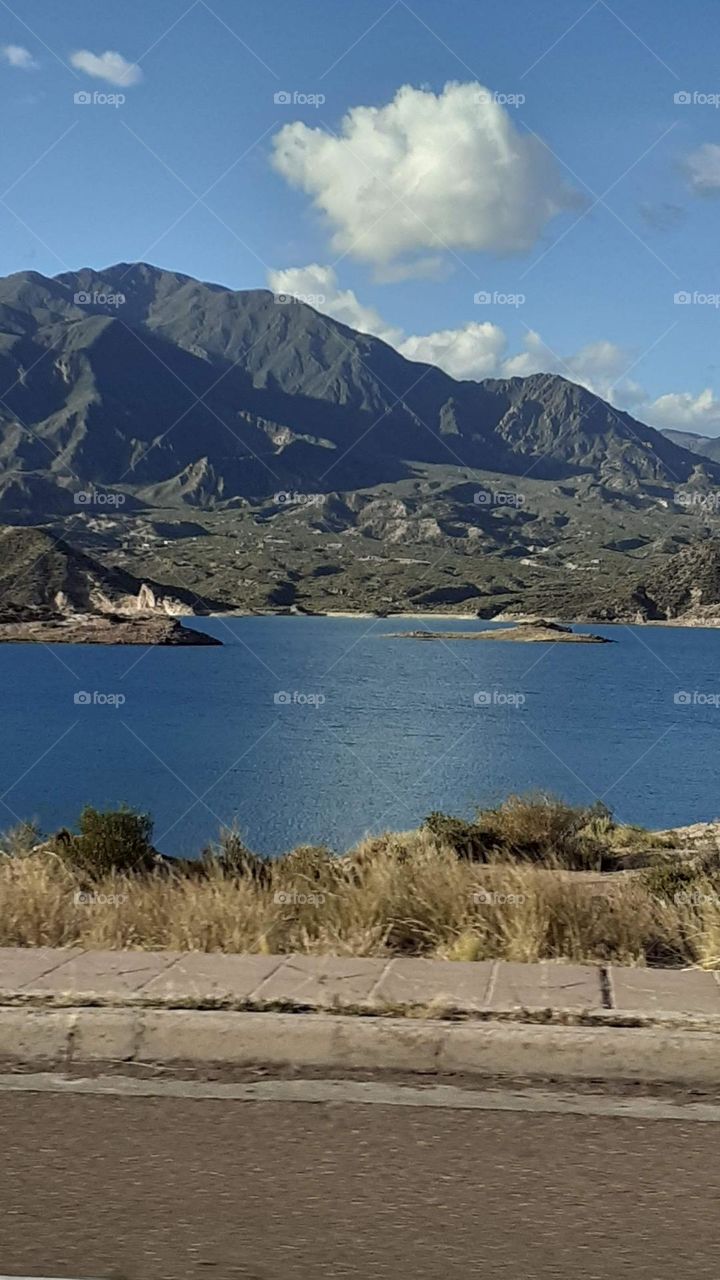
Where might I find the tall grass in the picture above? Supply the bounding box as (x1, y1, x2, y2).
(1, 817, 718, 968)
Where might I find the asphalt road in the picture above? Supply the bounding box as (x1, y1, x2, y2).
(1, 1079, 719, 1279)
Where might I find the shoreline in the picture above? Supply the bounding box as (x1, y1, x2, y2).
(2, 610, 719, 647)
(203, 610, 720, 631)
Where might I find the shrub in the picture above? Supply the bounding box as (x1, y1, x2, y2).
(642, 860, 703, 905)
(473, 793, 611, 870)
(426, 795, 613, 869)
(424, 812, 491, 861)
(277, 844, 335, 881)
(202, 826, 271, 885)
(609, 823, 678, 851)
(55, 806, 155, 878)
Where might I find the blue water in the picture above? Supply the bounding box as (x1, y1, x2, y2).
(0, 616, 718, 856)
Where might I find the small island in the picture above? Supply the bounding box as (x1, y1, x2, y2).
(0, 615, 222, 646)
(387, 620, 614, 644)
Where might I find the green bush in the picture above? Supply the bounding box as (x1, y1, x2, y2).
(55, 806, 155, 878)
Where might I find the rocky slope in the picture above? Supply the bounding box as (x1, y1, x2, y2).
(584, 540, 720, 624)
(0, 525, 224, 643)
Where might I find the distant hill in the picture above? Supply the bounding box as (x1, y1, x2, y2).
(0, 525, 223, 622)
(660, 428, 720, 464)
(585, 540, 720, 624)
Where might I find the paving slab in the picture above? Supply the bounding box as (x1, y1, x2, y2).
(2, 948, 720, 1026)
(609, 966, 720, 1015)
(21, 949, 182, 996)
(372, 958, 495, 1010)
(142, 952, 285, 1001)
(489, 962, 604, 1011)
(248, 955, 387, 1007)
(0, 947, 85, 990)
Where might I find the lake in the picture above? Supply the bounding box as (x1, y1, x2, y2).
(0, 616, 717, 856)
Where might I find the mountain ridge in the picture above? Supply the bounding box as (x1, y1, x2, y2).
(0, 262, 714, 516)
(1, 262, 719, 619)
(660, 428, 720, 464)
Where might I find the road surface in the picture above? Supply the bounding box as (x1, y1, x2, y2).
(0, 1074, 718, 1279)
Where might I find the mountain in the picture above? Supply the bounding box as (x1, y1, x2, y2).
(1, 263, 720, 618)
(0, 525, 223, 622)
(660, 429, 720, 464)
(0, 263, 714, 515)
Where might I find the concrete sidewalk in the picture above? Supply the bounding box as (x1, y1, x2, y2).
(2, 947, 720, 1017)
(2, 948, 720, 1084)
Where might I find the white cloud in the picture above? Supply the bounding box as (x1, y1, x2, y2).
(266, 263, 720, 436)
(642, 389, 720, 433)
(267, 264, 403, 344)
(70, 49, 142, 87)
(398, 323, 508, 381)
(684, 143, 720, 196)
(374, 256, 450, 283)
(2, 45, 39, 71)
(271, 81, 580, 273)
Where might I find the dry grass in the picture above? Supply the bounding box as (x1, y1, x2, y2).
(1, 821, 719, 968)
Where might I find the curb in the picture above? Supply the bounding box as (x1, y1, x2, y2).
(2, 1007, 720, 1085)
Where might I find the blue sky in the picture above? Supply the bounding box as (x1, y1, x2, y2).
(1, 0, 720, 431)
